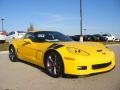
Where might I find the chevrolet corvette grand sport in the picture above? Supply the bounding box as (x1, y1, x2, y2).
(9, 31, 115, 78)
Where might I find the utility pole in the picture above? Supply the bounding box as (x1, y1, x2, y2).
(1, 18, 4, 32)
(80, 0, 83, 42)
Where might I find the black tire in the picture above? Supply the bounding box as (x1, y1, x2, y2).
(9, 46, 18, 62)
(44, 51, 64, 78)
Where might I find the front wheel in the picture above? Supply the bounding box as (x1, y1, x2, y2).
(44, 51, 64, 78)
(9, 46, 18, 62)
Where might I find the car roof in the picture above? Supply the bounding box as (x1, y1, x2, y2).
(28, 31, 58, 33)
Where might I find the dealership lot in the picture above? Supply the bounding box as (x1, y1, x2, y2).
(0, 45, 120, 90)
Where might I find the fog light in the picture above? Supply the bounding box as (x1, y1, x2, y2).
(77, 66, 87, 70)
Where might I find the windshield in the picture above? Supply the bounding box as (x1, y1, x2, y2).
(102, 34, 111, 37)
(33, 31, 73, 42)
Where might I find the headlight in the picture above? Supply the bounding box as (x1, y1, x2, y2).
(66, 47, 89, 56)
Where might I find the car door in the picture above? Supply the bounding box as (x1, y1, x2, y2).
(18, 32, 55, 66)
(18, 33, 39, 64)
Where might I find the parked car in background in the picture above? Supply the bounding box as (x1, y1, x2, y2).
(70, 35, 96, 41)
(0, 31, 7, 43)
(93, 34, 107, 41)
(114, 38, 120, 42)
(70, 35, 101, 41)
(84, 35, 97, 41)
(70, 35, 80, 41)
(6, 31, 26, 42)
(102, 34, 115, 41)
(70, 34, 116, 42)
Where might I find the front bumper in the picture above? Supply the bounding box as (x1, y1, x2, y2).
(63, 52, 115, 75)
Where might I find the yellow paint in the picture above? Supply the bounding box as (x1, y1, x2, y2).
(10, 39, 115, 75)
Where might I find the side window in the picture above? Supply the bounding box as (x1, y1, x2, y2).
(35, 32, 46, 42)
(8, 32, 15, 36)
(24, 33, 35, 41)
(11, 32, 15, 35)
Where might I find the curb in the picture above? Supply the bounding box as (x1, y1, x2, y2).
(106, 44, 120, 46)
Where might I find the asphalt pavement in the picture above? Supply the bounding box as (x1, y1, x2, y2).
(0, 45, 120, 90)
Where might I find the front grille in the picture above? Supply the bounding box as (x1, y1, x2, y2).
(92, 62, 111, 70)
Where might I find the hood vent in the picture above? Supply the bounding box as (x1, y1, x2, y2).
(97, 49, 102, 52)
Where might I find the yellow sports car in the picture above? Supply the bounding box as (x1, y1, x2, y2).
(9, 31, 115, 78)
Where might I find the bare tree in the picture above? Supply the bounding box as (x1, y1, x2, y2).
(27, 24, 34, 32)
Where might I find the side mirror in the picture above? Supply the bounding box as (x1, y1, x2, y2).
(23, 39, 32, 44)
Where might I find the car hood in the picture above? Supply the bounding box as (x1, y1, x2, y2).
(56, 41, 110, 55)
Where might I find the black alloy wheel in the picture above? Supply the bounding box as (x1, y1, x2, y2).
(9, 46, 18, 62)
(44, 51, 63, 78)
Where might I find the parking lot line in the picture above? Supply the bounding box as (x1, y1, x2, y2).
(0, 51, 8, 54)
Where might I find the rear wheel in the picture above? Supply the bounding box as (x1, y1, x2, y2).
(44, 51, 64, 78)
(9, 46, 18, 62)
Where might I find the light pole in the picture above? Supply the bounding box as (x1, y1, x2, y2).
(1, 18, 4, 32)
(80, 0, 83, 42)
